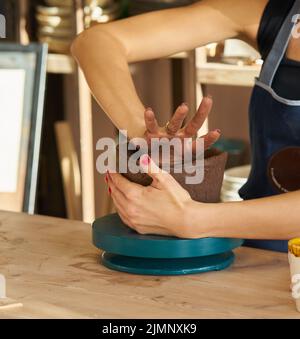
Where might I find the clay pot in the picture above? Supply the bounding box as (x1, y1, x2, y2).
(116, 145, 227, 203)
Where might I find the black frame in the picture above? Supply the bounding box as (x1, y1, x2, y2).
(0, 42, 47, 213)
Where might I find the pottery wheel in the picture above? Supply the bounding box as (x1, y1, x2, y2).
(92, 213, 243, 276)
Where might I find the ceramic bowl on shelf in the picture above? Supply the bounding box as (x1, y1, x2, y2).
(36, 13, 74, 29)
(38, 26, 74, 39)
(36, 5, 73, 16)
(36, 2, 76, 53)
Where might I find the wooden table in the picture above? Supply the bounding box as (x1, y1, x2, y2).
(0, 210, 298, 319)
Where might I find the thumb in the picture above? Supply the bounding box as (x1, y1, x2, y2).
(139, 154, 169, 188)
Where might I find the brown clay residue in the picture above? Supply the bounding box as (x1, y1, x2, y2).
(0, 231, 8, 241)
(10, 237, 25, 245)
(70, 256, 103, 274)
(105, 274, 167, 287)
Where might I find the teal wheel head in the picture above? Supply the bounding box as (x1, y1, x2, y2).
(101, 251, 235, 276)
(92, 213, 243, 275)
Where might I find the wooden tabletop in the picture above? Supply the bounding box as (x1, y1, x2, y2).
(0, 210, 299, 319)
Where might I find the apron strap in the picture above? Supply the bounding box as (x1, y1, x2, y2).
(259, 0, 300, 86)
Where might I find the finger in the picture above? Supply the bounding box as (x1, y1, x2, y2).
(109, 178, 129, 211)
(184, 96, 213, 137)
(108, 181, 138, 231)
(203, 129, 221, 150)
(144, 108, 159, 134)
(167, 103, 189, 134)
(139, 154, 172, 189)
(108, 174, 131, 212)
(192, 129, 221, 153)
(109, 171, 142, 197)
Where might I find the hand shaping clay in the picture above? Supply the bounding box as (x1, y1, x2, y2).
(116, 144, 227, 203)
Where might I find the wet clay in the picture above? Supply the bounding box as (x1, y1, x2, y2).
(116, 145, 227, 203)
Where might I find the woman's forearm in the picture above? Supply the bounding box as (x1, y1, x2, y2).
(71, 0, 253, 138)
(188, 191, 300, 239)
(71, 28, 146, 138)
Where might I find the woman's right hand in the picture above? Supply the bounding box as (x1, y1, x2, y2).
(143, 96, 221, 154)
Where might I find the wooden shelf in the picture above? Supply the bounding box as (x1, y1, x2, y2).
(47, 54, 75, 74)
(197, 62, 261, 87)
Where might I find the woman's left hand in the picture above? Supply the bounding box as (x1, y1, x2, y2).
(106, 154, 196, 238)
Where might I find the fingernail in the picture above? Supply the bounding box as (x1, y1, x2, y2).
(145, 107, 153, 111)
(181, 102, 188, 107)
(215, 129, 221, 134)
(141, 154, 150, 165)
(108, 187, 112, 194)
(207, 94, 213, 99)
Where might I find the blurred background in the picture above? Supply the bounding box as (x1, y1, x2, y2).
(0, 0, 262, 222)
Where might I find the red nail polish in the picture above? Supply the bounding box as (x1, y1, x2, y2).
(141, 155, 150, 165)
(108, 187, 112, 194)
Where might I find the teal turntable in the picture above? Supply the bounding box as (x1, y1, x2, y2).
(92, 213, 243, 276)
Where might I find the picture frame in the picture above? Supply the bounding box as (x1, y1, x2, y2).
(0, 43, 47, 213)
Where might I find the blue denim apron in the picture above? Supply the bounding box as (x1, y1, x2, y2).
(239, 0, 300, 252)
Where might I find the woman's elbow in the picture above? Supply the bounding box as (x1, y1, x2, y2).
(71, 25, 126, 61)
(71, 26, 104, 58)
(71, 29, 91, 60)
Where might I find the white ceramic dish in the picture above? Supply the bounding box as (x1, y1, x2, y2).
(221, 165, 251, 202)
(223, 165, 251, 184)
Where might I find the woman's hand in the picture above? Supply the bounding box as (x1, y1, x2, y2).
(143, 96, 221, 153)
(106, 154, 197, 238)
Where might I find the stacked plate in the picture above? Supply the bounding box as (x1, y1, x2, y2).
(221, 165, 251, 202)
(36, 2, 75, 54)
(83, 0, 122, 27)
